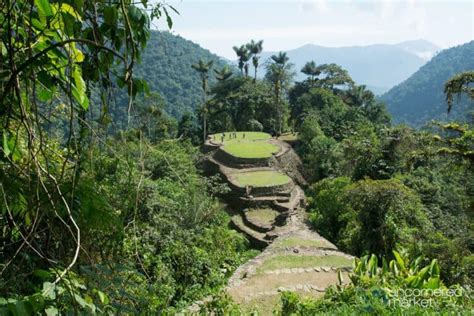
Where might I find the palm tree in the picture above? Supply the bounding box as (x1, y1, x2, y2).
(270, 51, 289, 65)
(233, 45, 250, 77)
(301, 60, 320, 87)
(214, 66, 233, 81)
(247, 39, 264, 81)
(346, 84, 375, 108)
(265, 52, 294, 134)
(191, 59, 213, 142)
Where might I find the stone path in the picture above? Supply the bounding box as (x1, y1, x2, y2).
(201, 135, 354, 314)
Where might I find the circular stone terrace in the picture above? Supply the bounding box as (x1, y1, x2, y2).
(229, 170, 292, 188)
(209, 132, 282, 159)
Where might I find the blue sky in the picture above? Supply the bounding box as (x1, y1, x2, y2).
(153, 0, 474, 58)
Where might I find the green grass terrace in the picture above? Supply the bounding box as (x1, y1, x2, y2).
(256, 255, 353, 274)
(210, 131, 280, 158)
(232, 170, 291, 187)
(222, 141, 280, 158)
(210, 131, 272, 143)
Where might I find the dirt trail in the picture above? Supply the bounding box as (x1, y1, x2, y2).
(201, 136, 354, 314)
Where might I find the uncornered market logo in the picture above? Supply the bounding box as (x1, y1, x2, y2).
(388, 286, 471, 308)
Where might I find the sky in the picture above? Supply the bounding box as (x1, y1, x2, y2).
(152, 0, 474, 59)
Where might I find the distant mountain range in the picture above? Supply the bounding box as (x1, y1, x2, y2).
(130, 33, 472, 128)
(259, 39, 440, 95)
(380, 41, 474, 127)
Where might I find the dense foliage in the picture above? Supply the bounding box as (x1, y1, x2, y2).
(381, 41, 474, 126)
(132, 31, 229, 119)
(0, 1, 252, 314)
(280, 251, 472, 314)
(295, 68, 473, 288)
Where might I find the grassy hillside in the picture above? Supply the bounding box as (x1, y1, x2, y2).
(135, 31, 230, 118)
(380, 41, 474, 126)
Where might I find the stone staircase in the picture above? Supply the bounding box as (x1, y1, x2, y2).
(200, 135, 354, 314)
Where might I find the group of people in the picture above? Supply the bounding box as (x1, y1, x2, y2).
(216, 132, 245, 143)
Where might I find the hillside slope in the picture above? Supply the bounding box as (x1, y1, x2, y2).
(380, 41, 474, 126)
(135, 31, 229, 118)
(199, 133, 354, 314)
(259, 40, 439, 94)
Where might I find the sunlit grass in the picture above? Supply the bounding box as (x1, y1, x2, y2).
(233, 170, 291, 187)
(246, 208, 279, 223)
(222, 141, 279, 158)
(273, 237, 332, 249)
(257, 255, 352, 273)
(210, 131, 271, 143)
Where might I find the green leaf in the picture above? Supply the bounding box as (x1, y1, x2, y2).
(33, 269, 51, 280)
(45, 306, 59, 316)
(368, 254, 378, 276)
(12, 300, 33, 316)
(28, 294, 45, 313)
(35, 0, 53, 17)
(103, 6, 118, 26)
(424, 277, 440, 289)
(163, 7, 173, 29)
(38, 87, 53, 102)
(98, 291, 108, 304)
(58, 3, 82, 21)
(382, 257, 389, 274)
(74, 294, 90, 309)
(417, 266, 430, 281)
(392, 250, 406, 271)
(429, 259, 440, 277)
(3, 133, 11, 157)
(72, 66, 89, 110)
(42, 282, 56, 300)
(31, 18, 45, 31)
(128, 6, 142, 22)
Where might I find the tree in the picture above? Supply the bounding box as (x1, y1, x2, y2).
(265, 52, 295, 134)
(0, 0, 184, 311)
(309, 178, 431, 258)
(301, 61, 320, 87)
(191, 59, 214, 141)
(345, 84, 375, 108)
(316, 63, 354, 90)
(246, 39, 264, 81)
(232, 45, 250, 76)
(444, 71, 474, 113)
(207, 77, 274, 132)
(429, 72, 474, 163)
(214, 66, 233, 81)
(178, 112, 193, 137)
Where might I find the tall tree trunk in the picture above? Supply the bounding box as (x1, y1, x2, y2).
(203, 111, 207, 142)
(276, 81, 282, 135)
(202, 78, 208, 142)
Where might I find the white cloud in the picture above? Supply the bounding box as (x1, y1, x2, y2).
(299, 0, 330, 13)
(164, 0, 473, 58)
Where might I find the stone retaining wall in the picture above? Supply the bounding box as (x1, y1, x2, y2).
(270, 149, 308, 187)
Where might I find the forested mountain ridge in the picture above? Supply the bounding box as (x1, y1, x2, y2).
(381, 41, 474, 126)
(135, 31, 230, 118)
(259, 39, 439, 95)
